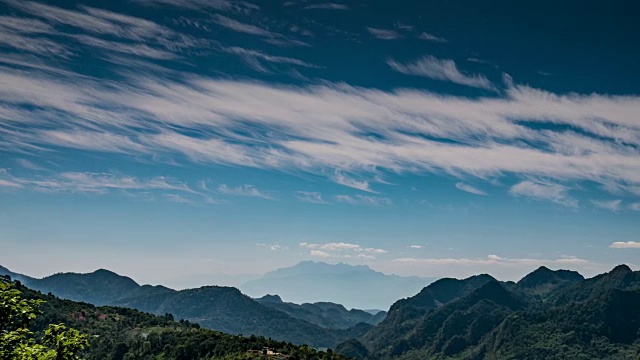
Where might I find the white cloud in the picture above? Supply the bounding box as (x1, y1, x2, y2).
(310, 250, 331, 257)
(510, 181, 578, 207)
(387, 56, 495, 90)
(393, 254, 588, 266)
(2, 52, 640, 202)
(223, 46, 318, 73)
(455, 182, 487, 196)
(418, 32, 447, 43)
(333, 172, 375, 192)
(303, 3, 349, 10)
(257, 243, 289, 251)
(408, 245, 423, 249)
(218, 184, 273, 200)
(15, 159, 47, 171)
(609, 241, 640, 249)
(366, 27, 400, 40)
(295, 191, 328, 204)
(630, 203, 640, 211)
(591, 199, 622, 212)
(335, 195, 392, 206)
(300, 242, 386, 259)
(162, 193, 196, 204)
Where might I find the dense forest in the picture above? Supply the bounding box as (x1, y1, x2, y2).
(0, 266, 372, 348)
(337, 265, 640, 359)
(1, 275, 347, 360)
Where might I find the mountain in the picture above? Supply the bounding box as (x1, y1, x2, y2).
(0, 265, 369, 348)
(338, 265, 640, 359)
(2, 276, 346, 360)
(241, 261, 434, 310)
(517, 265, 584, 295)
(255, 294, 387, 330)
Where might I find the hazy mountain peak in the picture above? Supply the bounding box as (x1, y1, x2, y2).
(242, 261, 434, 309)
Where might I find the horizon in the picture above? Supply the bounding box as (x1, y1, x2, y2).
(2, 259, 633, 292)
(1, 0, 639, 290)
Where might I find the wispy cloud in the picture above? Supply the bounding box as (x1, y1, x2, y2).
(591, 199, 622, 212)
(366, 27, 400, 40)
(394, 254, 588, 266)
(257, 243, 289, 251)
(418, 32, 447, 43)
(218, 184, 273, 199)
(335, 195, 392, 206)
(295, 191, 328, 204)
(211, 14, 306, 46)
(333, 172, 374, 192)
(388, 56, 495, 90)
(609, 241, 640, 249)
(15, 159, 47, 171)
(455, 182, 487, 196)
(510, 181, 578, 207)
(301, 242, 386, 259)
(223, 46, 317, 73)
(303, 3, 349, 10)
(408, 245, 423, 249)
(2, 52, 640, 204)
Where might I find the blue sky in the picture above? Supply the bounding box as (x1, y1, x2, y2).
(0, 0, 639, 288)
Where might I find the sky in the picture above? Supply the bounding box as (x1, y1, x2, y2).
(0, 0, 639, 289)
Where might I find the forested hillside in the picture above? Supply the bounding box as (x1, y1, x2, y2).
(2, 276, 347, 360)
(337, 265, 640, 360)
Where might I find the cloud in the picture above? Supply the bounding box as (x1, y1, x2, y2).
(15, 159, 47, 171)
(388, 56, 495, 90)
(211, 14, 306, 46)
(333, 172, 375, 192)
(223, 46, 318, 73)
(455, 182, 487, 196)
(303, 3, 349, 10)
(591, 199, 622, 212)
(366, 27, 400, 40)
(310, 250, 331, 257)
(300, 242, 386, 259)
(257, 243, 289, 251)
(510, 181, 578, 207)
(295, 191, 328, 204)
(335, 195, 392, 206)
(393, 254, 589, 266)
(2, 55, 640, 202)
(418, 32, 447, 43)
(609, 241, 640, 249)
(218, 184, 273, 199)
(630, 203, 640, 211)
(408, 245, 423, 249)
(0, 170, 217, 205)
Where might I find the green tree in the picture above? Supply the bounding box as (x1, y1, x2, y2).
(0, 277, 89, 360)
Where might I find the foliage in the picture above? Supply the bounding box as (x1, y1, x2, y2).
(0, 276, 89, 360)
(5, 277, 348, 360)
(344, 266, 640, 360)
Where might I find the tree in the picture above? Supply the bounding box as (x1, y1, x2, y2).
(0, 276, 89, 359)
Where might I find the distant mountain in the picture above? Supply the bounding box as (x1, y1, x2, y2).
(337, 265, 640, 359)
(241, 261, 434, 310)
(0, 265, 370, 348)
(255, 294, 386, 330)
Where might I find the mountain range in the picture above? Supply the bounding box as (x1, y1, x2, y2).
(241, 261, 434, 310)
(0, 264, 377, 348)
(4, 263, 640, 359)
(336, 265, 640, 359)
(2, 276, 346, 360)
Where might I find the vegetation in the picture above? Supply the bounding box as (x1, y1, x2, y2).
(1, 276, 89, 360)
(342, 266, 640, 360)
(2, 276, 347, 360)
(0, 266, 368, 348)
